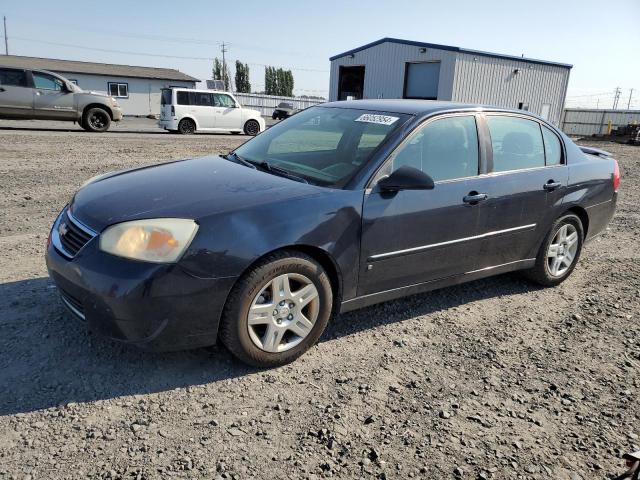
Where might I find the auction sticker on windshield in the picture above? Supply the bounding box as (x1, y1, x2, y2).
(355, 114, 399, 126)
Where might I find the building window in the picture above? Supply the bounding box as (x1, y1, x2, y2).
(108, 82, 129, 98)
(517, 102, 529, 111)
(403, 62, 440, 100)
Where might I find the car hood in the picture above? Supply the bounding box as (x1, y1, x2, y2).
(70, 156, 324, 231)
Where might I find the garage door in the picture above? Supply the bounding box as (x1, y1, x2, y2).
(403, 62, 440, 100)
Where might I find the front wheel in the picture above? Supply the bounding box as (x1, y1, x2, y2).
(219, 251, 334, 367)
(82, 108, 111, 132)
(244, 119, 261, 136)
(523, 213, 584, 286)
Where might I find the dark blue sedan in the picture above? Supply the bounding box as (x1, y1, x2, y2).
(46, 100, 619, 366)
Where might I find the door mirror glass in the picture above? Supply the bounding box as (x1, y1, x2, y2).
(377, 166, 435, 191)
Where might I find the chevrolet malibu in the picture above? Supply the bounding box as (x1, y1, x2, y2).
(46, 100, 619, 367)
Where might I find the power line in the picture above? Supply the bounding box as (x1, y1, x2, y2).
(10, 36, 329, 73)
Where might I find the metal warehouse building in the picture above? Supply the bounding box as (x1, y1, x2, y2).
(329, 38, 572, 124)
(0, 55, 198, 116)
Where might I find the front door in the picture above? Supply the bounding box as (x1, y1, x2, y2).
(359, 114, 487, 296)
(213, 93, 243, 130)
(32, 71, 75, 120)
(474, 114, 569, 269)
(0, 68, 33, 119)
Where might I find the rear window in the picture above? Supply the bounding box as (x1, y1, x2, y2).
(0, 68, 27, 87)
(161, 89, 172, 105)
(177, 91, 191, 105)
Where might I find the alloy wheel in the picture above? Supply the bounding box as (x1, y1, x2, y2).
(245, 120, 260, 135)
(546, 223, 579, 277)
(89, 112, 106, 129)
(247, 273, 320, 353)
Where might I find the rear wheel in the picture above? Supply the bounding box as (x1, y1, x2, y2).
(244, 119, 260, 136)
(219, 251, 333, 367)
(523, 213, 584, 286)
(82, 107, 111, 132)
(178, 118, 196, 134)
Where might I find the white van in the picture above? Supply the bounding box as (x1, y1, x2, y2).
(159, 88, 265, 135)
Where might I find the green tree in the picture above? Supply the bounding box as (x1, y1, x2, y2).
(212, 57, 230, 90)
(235, 61, 251, 93)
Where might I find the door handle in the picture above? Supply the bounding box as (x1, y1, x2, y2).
(543, 181, 562, 191)
(463, 192, 488, 204)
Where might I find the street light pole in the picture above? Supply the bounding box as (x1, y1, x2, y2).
(3, 16, 8, 55)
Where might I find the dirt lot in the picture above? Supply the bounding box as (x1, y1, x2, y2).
(0, 121, 638, 480)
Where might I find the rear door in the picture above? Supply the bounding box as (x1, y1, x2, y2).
(473, 114, 568, 269)
(213, 93, 243, 129)
(0, 68, 33, 118)
(32, 71, 75, 120)
(359, 114, 486, 295)
(160, 88, 173, 120)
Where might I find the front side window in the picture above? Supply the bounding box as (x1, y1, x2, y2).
(542, 125, 562, 166)
(33, 72, 64, 91)
(214, 94, 235, 108)
(233, 106, 410, 187)
(487, 116, 545, 172)
(0, 68, 28, 87)
(389, 115, 479, 182)
(108, 82, 128, 98)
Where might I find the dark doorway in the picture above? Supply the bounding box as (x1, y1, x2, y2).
(338, 66, 365, 100)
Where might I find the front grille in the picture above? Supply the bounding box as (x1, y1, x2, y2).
(59, 288, 85, 320)
(54, 209, 97, 258)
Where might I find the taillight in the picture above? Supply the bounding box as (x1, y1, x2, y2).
(613, 160, 620, 192)
(171, 106, 175, 116)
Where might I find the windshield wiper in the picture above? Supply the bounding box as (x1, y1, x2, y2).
(249, 160, 309, 184)
(223, 151, 256, 169)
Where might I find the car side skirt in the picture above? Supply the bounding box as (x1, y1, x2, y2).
(340, 258, 535, 313)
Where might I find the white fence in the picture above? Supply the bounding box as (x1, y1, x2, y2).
(561, 108, 640, 136)
(233, 93, 324, 116)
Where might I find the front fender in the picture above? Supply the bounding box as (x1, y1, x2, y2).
(178, 189, 364, 300)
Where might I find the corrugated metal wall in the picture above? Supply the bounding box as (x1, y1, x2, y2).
(560, 109, 640, 136)
(233, 93, 323, 116)
(452, 53, 570, 125)
(329, 42, 457, 101)
(328, 41, 570, 125)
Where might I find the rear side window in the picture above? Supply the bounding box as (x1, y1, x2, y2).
(542, 125, 562, 165)
(161, 89, 172, 105)
(0, 68, 27, 87)
(487, 116, 545, 172)
(390, 115, 479, 182)
(177, 91, 191, 105)
(193, 92, 214, 106)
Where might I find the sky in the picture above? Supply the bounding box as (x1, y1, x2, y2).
(2, 0, 639, 108)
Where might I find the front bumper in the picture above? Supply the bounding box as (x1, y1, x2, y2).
(45, 211, 236, 351)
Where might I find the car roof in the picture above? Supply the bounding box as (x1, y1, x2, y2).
(166, 87, 231, 94)
(322, 99, 530, 116)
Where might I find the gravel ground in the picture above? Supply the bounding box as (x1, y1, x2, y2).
(0, 122, 638, 480)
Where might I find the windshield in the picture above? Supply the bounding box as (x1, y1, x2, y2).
(233, 106, 410, 187)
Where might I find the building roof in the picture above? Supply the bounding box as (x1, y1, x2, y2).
(330, 37, 572, 69)
(0, 55, 199, 82)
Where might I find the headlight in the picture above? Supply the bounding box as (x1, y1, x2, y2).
(99, 218, 199, 263)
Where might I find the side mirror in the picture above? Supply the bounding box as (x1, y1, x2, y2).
(377, 166, 435, 192)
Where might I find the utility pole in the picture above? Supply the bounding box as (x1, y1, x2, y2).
(220, 42, 228, 91)
(628, 89, 634, 110)
(613, 87, 621, 109)
(3, 16, 8, 55)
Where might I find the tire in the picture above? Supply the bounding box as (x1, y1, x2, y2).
(178, 118, 196, 134)
(272, 112, 278, 120)
(522, 213, 584, 287)
(219, 251, 334, 367)
(82, 107, 111, 132)
(244, 119, 261, 136)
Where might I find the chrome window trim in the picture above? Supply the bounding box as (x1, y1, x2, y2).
(368, 223, 537, 261)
